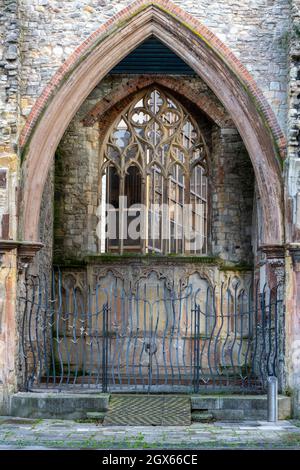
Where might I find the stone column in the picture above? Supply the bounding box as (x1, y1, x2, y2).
(0, 242, 42, 413)
(0, 1, 21, 413)
(286, 245, 300, 417)
(260, 245, 285, 288)
(285, 0, 300, 417)
(0, 248, 17, 413)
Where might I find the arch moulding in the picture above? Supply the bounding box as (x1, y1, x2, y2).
(82, 75, 233, 128)
(19, 0, 285, 246)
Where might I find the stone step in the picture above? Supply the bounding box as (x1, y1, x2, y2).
(8, 392, 292, 421)
(86, 411, 106, 421)
(9, 392, 110, 420)
(191, 411, 214, 423)
(191, 395, 292, 420)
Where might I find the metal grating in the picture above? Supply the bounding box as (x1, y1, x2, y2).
(110, 36, 196, 75)
(103, 395, 191, 426)
(20, 271, 285, 394)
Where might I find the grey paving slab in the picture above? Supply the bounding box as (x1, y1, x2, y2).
(0, 417, 300, 449)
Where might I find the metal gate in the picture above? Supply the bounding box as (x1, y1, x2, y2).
(19, 270, 285, 393)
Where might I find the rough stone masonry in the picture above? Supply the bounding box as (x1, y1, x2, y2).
(0, 0, 300, 418)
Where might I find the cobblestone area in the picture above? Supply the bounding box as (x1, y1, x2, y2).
(0, 418, 300, 449)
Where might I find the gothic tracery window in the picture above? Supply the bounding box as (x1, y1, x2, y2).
(99, 87, 208, 255)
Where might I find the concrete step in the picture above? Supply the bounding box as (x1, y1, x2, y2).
(191, 411, 214, 423)
(191, 395, 292, 420)
(9, 392, 110, 419)
(86, 411, 106, 421)
(8, 392, 292, 421)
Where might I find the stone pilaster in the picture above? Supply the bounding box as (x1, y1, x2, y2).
(285, 245, 300, 417)
(286, 1, 300, 244)
(0, 248, 17, 414)
(260, 245, 285, 287)
(285, 0, 300, 416)
(0, 0, 21, 414)
(0, 240, 42, 413)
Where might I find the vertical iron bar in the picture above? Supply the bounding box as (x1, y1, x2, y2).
(21, 269, 29, 391)
(102, 302, 109, 392)
(56, 270, 64, 390)
(243, 282, 253, 391)
(34, 275, 43, 386)
(267, 286, 273, 377)
(95, 283, 101, 388)
(207, 286, 217, 390)
(50, 269, 57, 387)
(194, 304, 200, 393)
(259, 284, 267, 390)
(42, 273, 50, 389)
(214, 282, 224, 383)
(63, 284, 71, 389)
(250, 281, 260, 391)
(273, 286, 279, 378)
(162, 286, 169, 387)
(27, 275, 37, 390)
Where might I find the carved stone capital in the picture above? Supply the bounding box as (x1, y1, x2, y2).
(260, 244, 285, 260)
(0, 240, 43, 270)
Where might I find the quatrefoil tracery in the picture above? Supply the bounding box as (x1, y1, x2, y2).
(101, 87, 208, 179)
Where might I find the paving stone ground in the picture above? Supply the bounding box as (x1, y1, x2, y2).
(0, 417, 300, 449)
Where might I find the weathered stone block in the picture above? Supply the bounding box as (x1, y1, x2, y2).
(191, 396, 221, 410)
(9, 392, 110, 419)
(211, 409, 245, 421)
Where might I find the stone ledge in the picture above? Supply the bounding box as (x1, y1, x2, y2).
(191, 395, 292, 420)
(0, 240, 43, 261)
(8, 393, 293, 421)
(9, 392, 110, 420)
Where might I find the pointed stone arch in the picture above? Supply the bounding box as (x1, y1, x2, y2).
(19, 0, 285, 246)
(82, 75, 232, 128)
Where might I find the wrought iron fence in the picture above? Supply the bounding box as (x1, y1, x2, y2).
(19, 269, 285, 393)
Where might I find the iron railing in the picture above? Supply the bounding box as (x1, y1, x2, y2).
(19, 270, 285, 393)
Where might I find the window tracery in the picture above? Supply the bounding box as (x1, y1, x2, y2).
(99, 87, 208, 254)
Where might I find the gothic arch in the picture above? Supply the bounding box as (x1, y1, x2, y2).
(19, 0, 285, 246)
(82, 76, 232, 128)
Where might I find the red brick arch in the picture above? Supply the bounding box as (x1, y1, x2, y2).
(19, 0, 285, 245)
(82, 76, 232, 128)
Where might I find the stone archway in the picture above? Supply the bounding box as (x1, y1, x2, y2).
(82, 75, 232, 128)
(19, 0, 284, 247)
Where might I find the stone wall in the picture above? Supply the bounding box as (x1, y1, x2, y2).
(0, 1, 20, 242)
(0, 0, 20, 153)
(53, 74, 254, 264)
(0, 1, 292, 247)
(17, 0, 290, 135)
(287, 1, 300, 243)
(211, 127, 254, 264)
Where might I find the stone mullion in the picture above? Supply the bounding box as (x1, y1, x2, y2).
(141, 175, 147, 254)
(184, 165, 191, 255)
(119, 175, 125, 255)
(162, 176, 169, 255)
